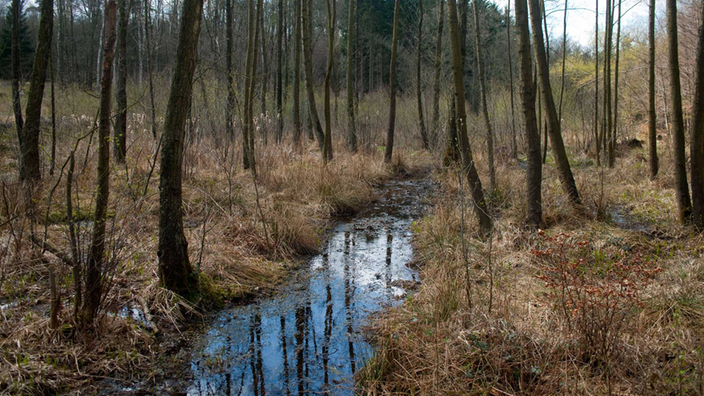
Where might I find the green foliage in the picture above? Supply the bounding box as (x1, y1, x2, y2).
(0, 0, 34, 80)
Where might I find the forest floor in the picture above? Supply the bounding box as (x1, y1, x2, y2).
(0, 128, 434, 394)
(361, 141, 704, 395)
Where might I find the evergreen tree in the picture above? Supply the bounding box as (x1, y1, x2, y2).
(0, 1, 34, 80)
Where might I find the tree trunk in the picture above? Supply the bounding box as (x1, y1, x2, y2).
(594, 0, 600, 165)
(507, 2, 518, 160)
(431, 0, 444, 149)
(612, 0, 622, 167)
(691, 0, 704, 229)
(667, 0, 692, 223)
(114, 0, 130, 163)
(11, 0, 24, 158)
(293, 0, 302, 146)
(417, 0, 429, 150)
(384, 0, 400, 163)
(447, 0, 492, 238)
(158, 0, 204, 297)
(557, 0, 567, 125)
(81, 0, 116, 324)
(648, 0, 658, 179)
(603, 0, 614, 167)
(276, 0, 284, 144)
(528, 0, 581, 206)
(145, 0, 157, 139)
(225, 0, 234, 138)
(515, 0, 541, 228)
(346, 0, 357, 152)
(20, 0, 54, 182)
(323, 0, 335, 164)
(302, 0, 326, 154)
(472, 0, 496, 193)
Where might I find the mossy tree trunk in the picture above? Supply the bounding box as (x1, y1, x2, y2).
(158, 0, 204, 297)
(114, 0, 129, 163)
(691, 0, 704, 229)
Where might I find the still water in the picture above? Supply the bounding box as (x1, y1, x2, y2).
(187, 179, 432, 396)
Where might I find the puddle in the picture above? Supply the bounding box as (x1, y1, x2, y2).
(185, 178, 434, 396)
(609, 206, 650, 233)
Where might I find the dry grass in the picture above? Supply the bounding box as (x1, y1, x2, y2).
(0, 98, 435, 393)
(362, 143, 704, 395)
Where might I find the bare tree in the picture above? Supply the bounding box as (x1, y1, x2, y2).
(648, 0, 658, 179)
(114, 0, 130, 163)
(81, 0, 116, 324)
(431, 0, 444, 148)
(666, 0, 692, 223)
(20, 0, 54, 182)
(472, 0, 496, 193)
(303, 0, 327, 155)
(448, 0, 492, 238)
(323, 0, 335, 163)
(11, 0, 23, 157)
(691, 0, 704, 229)
(293, 0, 302, 146)
(507, 2, 518, 159)
(275, 0, 284, 143)
(528, 0, 581, 206)
(385, 0, 400, 163)
(515, 0, 541, 228)
(346, 0, 357, 152)
(158, 0, 204, 296)
(225, 0, 234, 138)
(417, 0, 429, 150)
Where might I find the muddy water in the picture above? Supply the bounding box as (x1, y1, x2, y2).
(186, 178, 433, 396)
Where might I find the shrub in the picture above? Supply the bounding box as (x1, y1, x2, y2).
(533, 231, 661, 367)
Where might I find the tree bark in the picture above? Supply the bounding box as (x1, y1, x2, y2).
(594, 0, 600, 165)
(515, 0, 542, 228)
(666, 0, 692, 223)
(293, 0, 302, 146)
(20, 0, 54, 182)
(225, 0, 234, 138)
(346, 0, 357, 152)
(384, 0, 400, 163)
(431, 0, 444, 148)
(648, 0, 658, 179)
(447, 0, 492, 238)
(114, 0, 130, 163)
(11, 0, 23, 157)
(158, 0, 204, 297)
(302, 0, 326, 154)
(145, 0, 157, 139)
(472, 0, 496, 193)
(276, 0, 284, 143)
(691, 0, 704, 229)
(323, 0, 335, 164)
(507, 2, 518, 159)
(528, 0, 581, 206)
(81, 0, 116, 324)
(417, 0, 429, 150)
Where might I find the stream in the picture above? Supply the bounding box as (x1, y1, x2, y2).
(185, 178, 434, 396)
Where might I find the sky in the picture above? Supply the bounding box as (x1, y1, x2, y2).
(490, 0, 655, 48)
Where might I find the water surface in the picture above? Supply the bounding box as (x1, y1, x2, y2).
(187, 179, 432, 396)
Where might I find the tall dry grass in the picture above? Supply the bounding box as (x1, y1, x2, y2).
(362, 141, 704, 395)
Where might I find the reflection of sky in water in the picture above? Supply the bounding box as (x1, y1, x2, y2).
(188, 214, 418, 396)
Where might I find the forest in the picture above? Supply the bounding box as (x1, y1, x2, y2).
(1, 0, 704, 393)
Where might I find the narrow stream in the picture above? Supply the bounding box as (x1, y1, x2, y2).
(186, 178, 433, 396)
